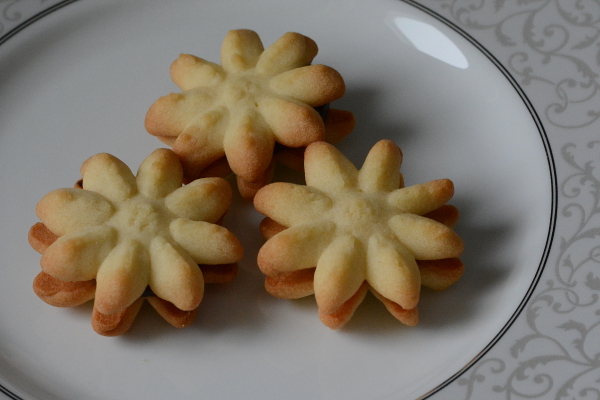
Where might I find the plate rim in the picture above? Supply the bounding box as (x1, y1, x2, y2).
(400, 1, 557, 398)
(0, 1, 559, 399)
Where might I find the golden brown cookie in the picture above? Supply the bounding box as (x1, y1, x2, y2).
(30, 148, 243, 335)
(254, 140, 464, 329)
(145, 29, 354, 200)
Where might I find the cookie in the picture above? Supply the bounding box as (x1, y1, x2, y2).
(145, 29, 354, 200)
(30, 148, 243, 335)
(254, 140, 464, 329)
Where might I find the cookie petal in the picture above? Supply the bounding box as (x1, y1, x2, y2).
(28, 222, 59, 253)
(32, 272, 96, 308)
(145, 89, 216, 138)
(314, 234, 366, 315)
(41, 225, 117, 281)
(366, 232, 420, 310)
(304, 141, 358, 192)
(388, 213, 464, 260)
(257, 221, 336, 276)
(236, 162, 275, 202)
(197, 156, 233, 179)
(94, 240, 150, 315)
(418, 258, 465, 291)
(36, 188, 114, 236)
(369, 287, 419, 326)
(259, 217, 286, 240)
(387, 179, 454, 215)
(323, 108, 356, 145)
(422, 204, 460, 228)
(146, 296, 197, 328)
(81, 153, 137, 203)
(264, 268, 316, 298)
(170, 54, 224, 90)
(149, 236, 204, 311)
(318, 282, 369, 330)
(165, 177, 232, 223)
(256, 32, 318, 76)
(170, 218, 243, 264)
(136, 148, 183, 199)
(254, 182, 332, 227)
(171, 109, 227, 180)
(358, 140, 403, 193)
(269, 64, 345, 107)
(223, 111, 275, 182)
(91, 298, 144, 337)
(220, 29, 264, 73)
(259, 97, 324, 147)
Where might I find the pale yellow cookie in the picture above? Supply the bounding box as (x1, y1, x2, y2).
(31, 148, 243, 335)
(254, 140, 464, 329)
(145, 29, 354, 200)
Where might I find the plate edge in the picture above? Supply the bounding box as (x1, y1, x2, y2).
(399, 1, 559, 399)
(0, 1, 560, 399)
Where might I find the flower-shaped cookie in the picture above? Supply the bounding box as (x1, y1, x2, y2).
(30, 149, 243, 335)
(254, 140, 464, 329)
(145, 29, 354, 200)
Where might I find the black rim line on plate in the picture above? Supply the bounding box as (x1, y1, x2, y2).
(0, 1, 558, 400)
(399, 1, 558, 399)
(0, 0, 79, 48)
(0, 3, 83, 399)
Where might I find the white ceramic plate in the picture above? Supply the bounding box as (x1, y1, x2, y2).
(0, 1, 561, 399)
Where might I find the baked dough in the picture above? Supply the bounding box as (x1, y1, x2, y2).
(145, 29, 354, 200)
(30, 148, 243, 335)
(254, 140, 464, 329)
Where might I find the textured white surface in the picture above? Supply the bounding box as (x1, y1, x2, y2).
(0, 1, 554, 399)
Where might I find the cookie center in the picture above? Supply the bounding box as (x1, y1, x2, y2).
(221, 75, 262, 105)
(107, 196, 167, 244)
(332, 194, 384, 239)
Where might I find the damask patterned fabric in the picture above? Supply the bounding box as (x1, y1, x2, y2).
(408, 1, 600, 399)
